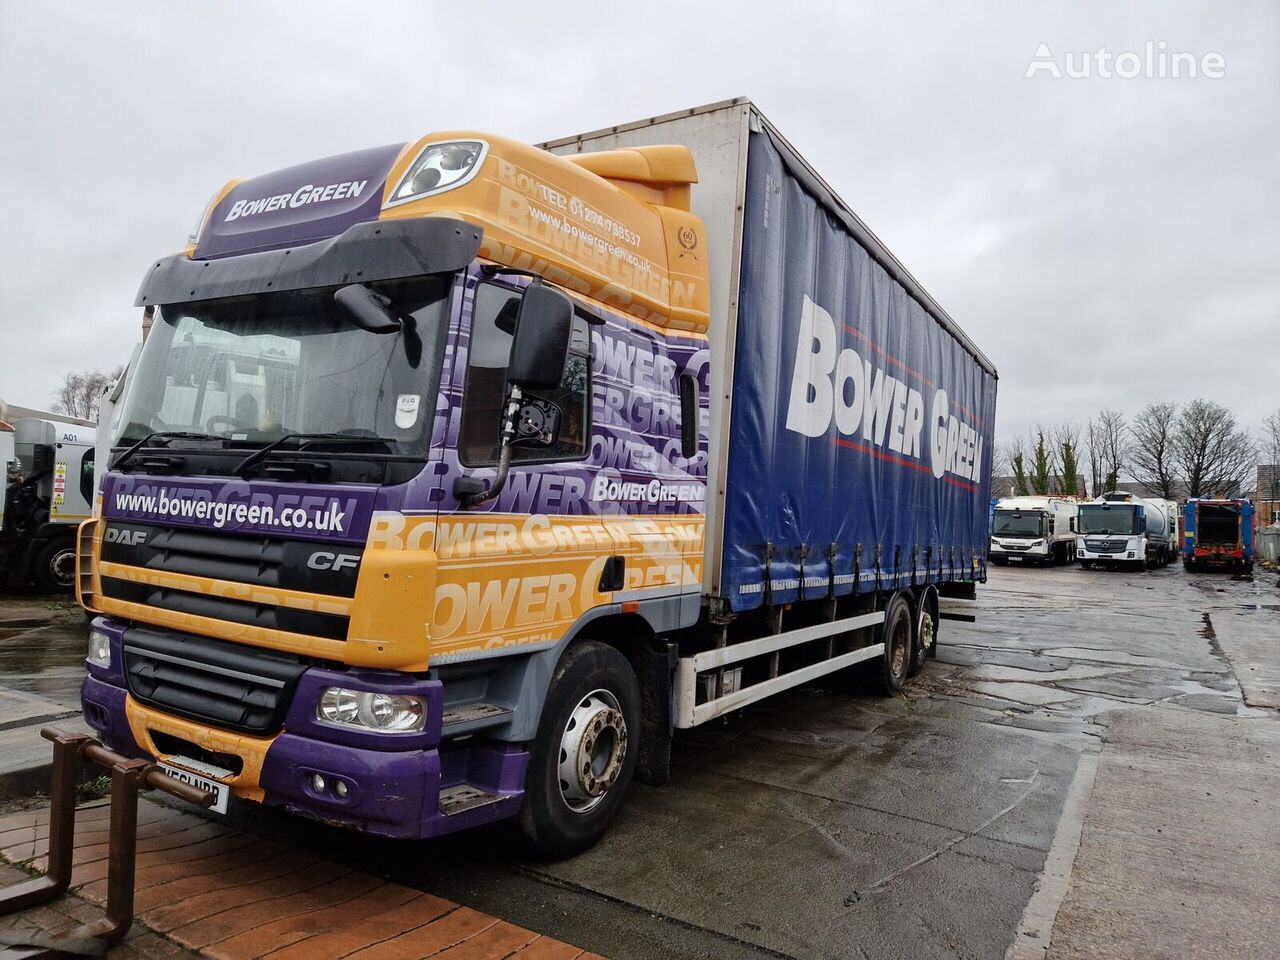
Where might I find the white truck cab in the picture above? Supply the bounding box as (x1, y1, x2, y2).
(990, 495, 1079, 565)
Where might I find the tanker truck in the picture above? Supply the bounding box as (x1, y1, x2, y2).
(989, 495, 1077, 565)
(1077, 491, 1177, 570)
(75, 99, 996, 857)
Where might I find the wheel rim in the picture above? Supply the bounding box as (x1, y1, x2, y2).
(890, 616, 909, 675)
(557, 688, 627, 815)
(48, 548, 76, 588)
(919, 612, 935, 652)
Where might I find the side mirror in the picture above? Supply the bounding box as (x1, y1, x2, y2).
(1070, 517, 1077, 533)
(507, 282, 572, 389)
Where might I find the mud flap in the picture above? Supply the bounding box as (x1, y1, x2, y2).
(634, 640, 677, 786)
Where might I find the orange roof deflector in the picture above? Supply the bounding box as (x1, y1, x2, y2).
(566, 146, 698, 211)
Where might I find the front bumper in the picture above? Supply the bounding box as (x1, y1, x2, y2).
(989, 541, 1050, 560)
(1077, 540, 1140, 563)
(81, 618, 527, 839)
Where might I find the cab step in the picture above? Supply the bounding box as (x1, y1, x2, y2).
(438, 784, 504, 816)
(441, 702, 512, 736)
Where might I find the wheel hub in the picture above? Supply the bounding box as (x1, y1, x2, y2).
(49, 549, 76, 587)
(557, 689, 627, 814)
(919, 612, 935, 651)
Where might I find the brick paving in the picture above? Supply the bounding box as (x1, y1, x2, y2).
(0, 798, 601, 960)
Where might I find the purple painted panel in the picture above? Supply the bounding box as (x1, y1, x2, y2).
(101, 473, 376, 544)
(196, 143, 406, 260)
(80, 676, 142, 758)
(259, 733, 437, 840)
(432, 269, 710, 518)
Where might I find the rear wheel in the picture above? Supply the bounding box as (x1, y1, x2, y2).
(518, 641, 640, 859)
(32, 538, 76, 592)
(908, 590, 938, 675)
(876, 594, 913, 695)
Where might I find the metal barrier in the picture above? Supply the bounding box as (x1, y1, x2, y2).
(0, 728, 214, 958)
(1258, 526, 1280, 564)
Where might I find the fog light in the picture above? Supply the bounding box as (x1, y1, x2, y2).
(317, 687, 426, 733)
(311, 773, 326, 793)
(334, 780, 348, 799)
(87, 631, 111, 668)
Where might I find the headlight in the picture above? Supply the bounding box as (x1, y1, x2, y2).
(87, 630, 111, 667)
(387, 140, 487, 206)
(317, 687, 426, 733)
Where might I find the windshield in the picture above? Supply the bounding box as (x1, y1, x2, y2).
(1078, 504, 1138, 535)
(117, 275, 451, 456)
(993, 510, 1045, 537)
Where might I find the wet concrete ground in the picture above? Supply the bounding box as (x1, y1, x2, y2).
(2, 564, 1277, 958)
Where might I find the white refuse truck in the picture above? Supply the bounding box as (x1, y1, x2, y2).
(1076, 491, 1178, 571)
(989, 495, 1078, 565)
(0, 400, 97, 590)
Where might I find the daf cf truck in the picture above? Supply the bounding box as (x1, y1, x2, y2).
(0, 400, 96, 591)
(989, 495, 1077, 565)
(76, 99, 996, 856)
(1077, 491, 1178, 570)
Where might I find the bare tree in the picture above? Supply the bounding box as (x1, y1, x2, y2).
(1086, 409, 1126, 496)
(997, 437, 1028, 497)
(1173, 399, 1254, 499)
(1258, 408, 1280, 515)
(1259, 407, 1280, 522)
(1129, 402, 1179, 499)
(52, 367, 123, 421)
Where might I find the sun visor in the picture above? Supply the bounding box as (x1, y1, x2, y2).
(137, 218, 483, 307)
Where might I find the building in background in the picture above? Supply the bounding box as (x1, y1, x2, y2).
(1258, 465, 1280, 525)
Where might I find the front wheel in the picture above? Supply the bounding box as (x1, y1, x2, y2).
(32, 538, 76, 592)
(518, 641, 640, 859)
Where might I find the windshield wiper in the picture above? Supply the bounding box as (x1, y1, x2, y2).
(113, 431, 224, 470)
(234, 432, 390, 477)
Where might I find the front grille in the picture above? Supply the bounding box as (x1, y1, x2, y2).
(101, 522, 362, 597)
(98, 521, 360, 642)
(123, 626, 307, 735)
(101, 577, 349, 640)
(1003, 543, 1031, 552)
(1088, 539, 1128, 554)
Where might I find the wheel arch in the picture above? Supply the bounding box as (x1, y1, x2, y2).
(451, 596, 693, 744)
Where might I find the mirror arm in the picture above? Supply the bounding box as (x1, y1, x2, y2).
(463, 386, 524, 508)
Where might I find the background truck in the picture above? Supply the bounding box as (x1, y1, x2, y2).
(1183, 498, 1254, 573)
(989, 495, 1077, 565)
(77, 98, 996, 857)
(0, 400, 96, 591)
(1077, 490, 1178, 570)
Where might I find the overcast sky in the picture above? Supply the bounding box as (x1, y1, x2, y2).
(2, 1, 1276, 447)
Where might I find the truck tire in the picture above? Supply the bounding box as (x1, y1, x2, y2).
(32, 538, 76, 592)
(518, 640, 641, 860)
(876, 594, 912, 695)
(908, 589, 938, 675)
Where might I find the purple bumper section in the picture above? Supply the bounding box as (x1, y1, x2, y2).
(81, 618, 529, 840)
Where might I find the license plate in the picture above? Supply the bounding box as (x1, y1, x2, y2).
(159, 761, 230, 814)
(1009, 556, 1023, 562)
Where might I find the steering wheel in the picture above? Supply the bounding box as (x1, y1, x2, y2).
(206, 415, 237, 434)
